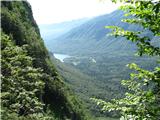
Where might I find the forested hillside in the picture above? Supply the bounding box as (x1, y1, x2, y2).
(1, 1, 91, 120)
(43, 10, 139, 55)
(40, 4, 159, 119)
(1, 0, 159, 120)
(50, 52, 157, 119)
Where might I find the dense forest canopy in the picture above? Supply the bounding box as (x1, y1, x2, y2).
(1, 1, 91, 120)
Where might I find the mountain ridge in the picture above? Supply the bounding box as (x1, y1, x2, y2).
(41, 9, 158, 118)
(39, 18, 90, 45)
(43, 10, 140, 55)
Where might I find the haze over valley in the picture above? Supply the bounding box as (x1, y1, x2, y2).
(40, 10, 158, 119)
(2, 1, 159, 120)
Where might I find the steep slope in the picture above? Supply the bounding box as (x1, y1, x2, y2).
(45, 10, 136, 55)
(1, 1, 90, 120)
(45, 10, 156, 55)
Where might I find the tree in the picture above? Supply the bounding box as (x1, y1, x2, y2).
(92, 0, 160, 119)
(1, 32, 45, 117)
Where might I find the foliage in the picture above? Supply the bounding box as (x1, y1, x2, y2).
(51, 50, 158, 119)
(47, 9, 158, 118)
(1, 32, 45, 116)
(2, 106, 58, 120)
(1, 32, 49, 119)
(92, 0, 160, 119)
(92, 63, 160, 119)
(106, 0, 160, 56)
(1, 1, 91, 120)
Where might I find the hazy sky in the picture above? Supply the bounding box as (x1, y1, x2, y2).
(27, 0, 120, 25)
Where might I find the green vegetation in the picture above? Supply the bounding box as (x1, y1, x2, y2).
(51, 51, 157, 118)
(92, 0, 160, 119)
(1, 0, 159, 120)
(47, 7, 158, 118)
(1, 1, 91, 120)
(1, 33, 44, 116)
(1, 32, 53, 120)
(41, 0, 160, 119)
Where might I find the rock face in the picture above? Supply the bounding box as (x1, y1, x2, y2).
(1, 1, 90, 120)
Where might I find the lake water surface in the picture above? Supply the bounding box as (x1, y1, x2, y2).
(54, 53, 71, 62)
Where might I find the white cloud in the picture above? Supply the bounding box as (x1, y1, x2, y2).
(27, 0, 120, 25)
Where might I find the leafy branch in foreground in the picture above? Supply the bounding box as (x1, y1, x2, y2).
(106, 0, 160, 56)
(92, 0, 160, 119)
(106, 25, 160, 56)
(92, 63, 160, 119)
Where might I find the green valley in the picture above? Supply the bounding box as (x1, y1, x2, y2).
(1, 0, 159, 120)
(40, 5, 159, 119)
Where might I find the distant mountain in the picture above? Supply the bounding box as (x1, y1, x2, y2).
(40, 9, 158, 119)
(43, 10, 157, 55)
(42, 10, 139, 55)
(39, 18, 90, 47)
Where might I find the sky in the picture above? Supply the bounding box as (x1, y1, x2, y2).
(27, 0, 120, 25)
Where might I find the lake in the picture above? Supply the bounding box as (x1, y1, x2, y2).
(54, 53, 71, 62)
